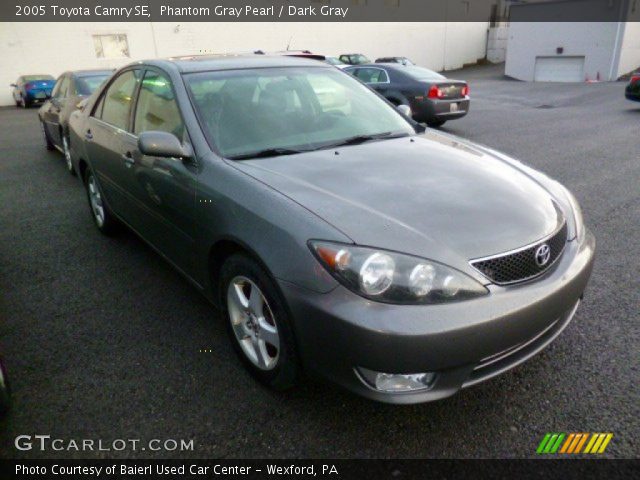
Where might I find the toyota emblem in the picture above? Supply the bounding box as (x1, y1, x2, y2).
(535, 244, 551, 267)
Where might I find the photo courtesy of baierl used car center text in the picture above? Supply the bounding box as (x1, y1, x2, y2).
(0, 0, 638, 478)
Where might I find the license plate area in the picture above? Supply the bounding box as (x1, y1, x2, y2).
(450, 102, 459, 113)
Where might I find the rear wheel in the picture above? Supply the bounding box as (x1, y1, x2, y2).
(62, 132, 76, 175)
(41, 121, 54, 150)
(427, 119, 446, 128)
(83, 167, 118, 235)
(220, 254, 300, 390)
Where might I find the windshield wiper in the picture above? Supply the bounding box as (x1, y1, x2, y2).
(319, 131, 411, 149)
(228, 147, 308, 160)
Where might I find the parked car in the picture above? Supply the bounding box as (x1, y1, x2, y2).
(255, 49, 326, 61)
(38, 69, 113, 174)
(68, 56, 594, 404)
(376, 56, 415, 66)
(324, 56, 348, 68)
(339, 53, 370, 65)
(345, 63, 469, 127)
(11, 75, 55, 108)
(0, 357, 10, 415)
(625, 73, 640, 102)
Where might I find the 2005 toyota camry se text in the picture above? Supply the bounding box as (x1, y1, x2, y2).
(66, 55, 595, 403)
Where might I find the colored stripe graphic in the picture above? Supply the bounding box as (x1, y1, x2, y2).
(537, 433, 552, 454)
(597, 434, 613, 453)
(537, 433, 613, 454)
(559, 433, 575, 453)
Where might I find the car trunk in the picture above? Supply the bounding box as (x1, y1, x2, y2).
(432, 81, 467, 99)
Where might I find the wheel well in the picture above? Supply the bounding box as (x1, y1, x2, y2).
(78, 159, 88, 180)
(208, 240, 252, 305)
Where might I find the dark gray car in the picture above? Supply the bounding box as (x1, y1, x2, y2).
(67, 56, 595, 404)
(39, 69, 113, 174)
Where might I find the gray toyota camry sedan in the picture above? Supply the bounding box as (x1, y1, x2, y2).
(67, 55, 595, 404)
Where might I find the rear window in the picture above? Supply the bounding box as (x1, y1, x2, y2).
(402, 67, 445, 81)
(76, 74, 111, 96)
(23, 75, 54, 82)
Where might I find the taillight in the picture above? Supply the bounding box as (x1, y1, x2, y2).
(631, 76, 640, 84)
(427, 85, 443, 99)
(461, 85, 469, 96)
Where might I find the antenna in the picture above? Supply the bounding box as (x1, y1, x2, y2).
(286, 36, 293, 51)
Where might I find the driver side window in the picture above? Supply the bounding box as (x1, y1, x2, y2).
(133, 70, 184, 140)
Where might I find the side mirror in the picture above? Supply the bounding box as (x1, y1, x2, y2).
(396, 104, 412, 117)
(138, 131, 192, 159)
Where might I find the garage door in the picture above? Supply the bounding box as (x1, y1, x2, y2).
(534, 56, 585, 82)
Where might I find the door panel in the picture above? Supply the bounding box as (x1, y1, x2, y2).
(127, 69, 197, 275)
(86, 69, 142, 223)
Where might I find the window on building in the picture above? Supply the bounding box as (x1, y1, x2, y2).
(93, 34, 130, 59)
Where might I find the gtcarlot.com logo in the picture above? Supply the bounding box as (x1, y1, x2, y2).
(536, 433, 613, 455)
(15, 435, 194, 452)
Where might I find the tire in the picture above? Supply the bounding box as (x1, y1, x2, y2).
(220, 254, 300, 390)
(83, 167, 118, 235)
(427, 119, 446, 128)
(0, 359, 11, 416)
(41, 121, 54, 151)
(21, 96, 30, 108)
(61, 131, 76, 176)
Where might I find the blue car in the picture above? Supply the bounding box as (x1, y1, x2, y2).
(11, 74, 55, 108)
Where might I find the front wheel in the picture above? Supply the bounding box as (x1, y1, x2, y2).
(220, 254, 300, 390)
(83, 167, 118, 235)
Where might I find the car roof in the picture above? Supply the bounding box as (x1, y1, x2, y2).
(72, 69, 114, 77)
(135, 54, 331, 74)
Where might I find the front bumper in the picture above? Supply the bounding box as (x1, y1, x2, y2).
(279, 230, 595, 404)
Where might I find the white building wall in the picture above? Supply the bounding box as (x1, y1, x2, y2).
(487, 25, 508, 63)
(616, 11, 640, 77)
(505, 22, 620, 81)
(0, 21, 489, 106)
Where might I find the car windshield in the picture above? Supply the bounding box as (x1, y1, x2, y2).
(76, 74, 111, 96)
(185, 66, 414, 159)
(325, 57, 344, 65)
(23, 75, 54, 82)
(351, 55, 370, 64)
(402, 66, 446, 81)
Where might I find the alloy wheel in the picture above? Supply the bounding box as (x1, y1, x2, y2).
(62, 135, 72, 171)
(87, 174, 105, 227)
(227, 276, 280, 371)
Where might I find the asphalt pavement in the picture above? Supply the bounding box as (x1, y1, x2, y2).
(0, 64, 638, 459)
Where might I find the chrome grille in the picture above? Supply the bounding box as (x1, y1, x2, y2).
(470, 223, 568, 285)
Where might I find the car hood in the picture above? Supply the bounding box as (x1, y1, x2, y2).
(231, 131, 565, 271)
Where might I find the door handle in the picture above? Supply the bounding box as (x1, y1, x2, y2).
(85, 129, 93, 140)
(122, 152, 135, 167)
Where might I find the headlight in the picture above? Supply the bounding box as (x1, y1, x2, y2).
(310, 241, 488, 304)
(562, 186, 585, 241)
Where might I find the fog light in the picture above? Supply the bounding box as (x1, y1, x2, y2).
(357, 367, 436, 393)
